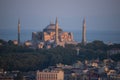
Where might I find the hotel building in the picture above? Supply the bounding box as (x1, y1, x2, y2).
(36, 69, 64, 80)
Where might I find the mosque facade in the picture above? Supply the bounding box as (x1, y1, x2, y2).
(32, 18, 77, 48)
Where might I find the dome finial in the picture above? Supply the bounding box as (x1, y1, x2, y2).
(50, 20, 54, 24)
(56, 17, 58, 24)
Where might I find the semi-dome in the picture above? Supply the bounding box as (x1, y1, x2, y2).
(43, 23, 63, 32)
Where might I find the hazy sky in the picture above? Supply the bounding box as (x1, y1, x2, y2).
(0, 0, 120, 31)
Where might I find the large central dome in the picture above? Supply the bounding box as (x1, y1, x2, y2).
(43, 23, 63, 32)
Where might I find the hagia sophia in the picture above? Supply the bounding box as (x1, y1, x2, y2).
(17, 17, 86, 49)
(31, 18, 77, 48)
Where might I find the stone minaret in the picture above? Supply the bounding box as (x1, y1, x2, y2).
(82, 18, 87, 46)
(18, 19, 20, 44)
(55, 17, 59, 45)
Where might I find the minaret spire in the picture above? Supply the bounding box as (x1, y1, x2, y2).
(55, 17, 59, 45)
(82, 17, 87, 46)
(18, 18, 20, 45)
(50, 20, 53, 24)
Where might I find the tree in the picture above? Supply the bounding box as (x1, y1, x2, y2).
(8, 40, 14, 45)
(85, 40, 108, 51)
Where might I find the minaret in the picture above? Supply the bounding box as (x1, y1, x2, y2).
(18, 18, 20, 45)
(82, 17, 87, 46)
(55, 17, 59, 45)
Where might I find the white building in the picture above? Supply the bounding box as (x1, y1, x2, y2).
(36, 69, 64, 80)
(24, 40, 32, 47)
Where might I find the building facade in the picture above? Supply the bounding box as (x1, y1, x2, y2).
(36, 70, 64, 80)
